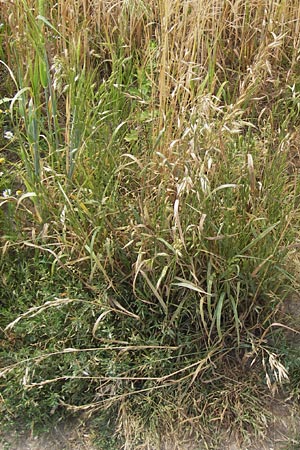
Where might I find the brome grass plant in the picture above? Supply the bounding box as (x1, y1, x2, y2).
(1, 0, 300, 447)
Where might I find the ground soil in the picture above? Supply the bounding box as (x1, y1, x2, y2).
(0, 419, 99, 450)
(1, 402, 299, 450)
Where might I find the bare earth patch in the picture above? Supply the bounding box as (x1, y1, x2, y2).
(0, 420, 98, 450)
(1, 400, 299, 450)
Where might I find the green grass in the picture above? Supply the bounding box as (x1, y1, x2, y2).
(1, 0, 300, 448)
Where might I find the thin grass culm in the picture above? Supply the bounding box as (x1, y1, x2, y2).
(1, 1, 300, 449)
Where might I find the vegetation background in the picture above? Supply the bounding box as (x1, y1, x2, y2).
(1, 0, 300, 448)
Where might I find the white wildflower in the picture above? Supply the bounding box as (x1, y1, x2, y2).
(4, 131, 14, 140)
(2, 188, 12, 198)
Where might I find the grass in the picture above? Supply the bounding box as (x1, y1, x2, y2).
(1, 0, 300, 448)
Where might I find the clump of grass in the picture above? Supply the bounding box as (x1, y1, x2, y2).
(1, 0, 300, 447)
